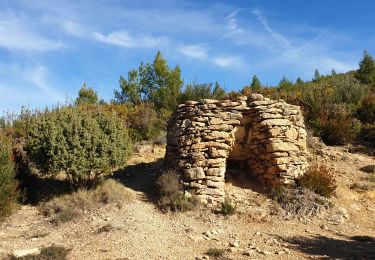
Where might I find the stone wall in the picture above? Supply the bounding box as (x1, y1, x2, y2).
(165, 94, 308, 205)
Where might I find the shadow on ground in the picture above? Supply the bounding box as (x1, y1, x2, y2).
(113, 158, 165, 203)
(283, 235, 375, 260)
(17, 171, 73, 205)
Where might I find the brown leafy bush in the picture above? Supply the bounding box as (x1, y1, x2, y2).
(156, 170, 200, 211)
(321, 104, 361, 145)
(357, 93, 375, 124)
(297, 163, 337, 197)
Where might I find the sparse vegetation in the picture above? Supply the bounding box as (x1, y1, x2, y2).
(206, 247, 226, 258)
(297, 163, 337, 197)
(0, 133, 19, 220)
(273, 187, 331, 216)
(156, 170, 200, 211)
(40, 179, 134, 223)
(221, 197, 236, 216)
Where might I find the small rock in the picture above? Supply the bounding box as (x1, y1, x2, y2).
(255, 231, 261, 235)
(13, 248, 41, 258)
(320, 224, 329, 230)
(229, 241, 240, 247)
(261, 250, 272, 255)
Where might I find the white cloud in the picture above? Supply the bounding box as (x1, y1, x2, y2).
(211, 55, 245, 68)
(61, 20, 86, 37)
(179, 44, 208, 59)
(0, 13, 65, 52)
(93, 31, 168, 49)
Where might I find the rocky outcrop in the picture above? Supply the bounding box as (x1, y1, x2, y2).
(165, 94, 308, 205)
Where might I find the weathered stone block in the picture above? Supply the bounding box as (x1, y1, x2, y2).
(185, 167, 205, 180)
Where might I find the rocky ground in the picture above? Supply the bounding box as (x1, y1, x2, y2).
(0, 143, 374, 260)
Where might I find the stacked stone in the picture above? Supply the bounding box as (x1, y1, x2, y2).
(246, 94, 308, 186)
(165, 94, 308, 205)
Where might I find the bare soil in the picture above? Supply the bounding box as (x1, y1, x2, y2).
(1, 144, 374, 259)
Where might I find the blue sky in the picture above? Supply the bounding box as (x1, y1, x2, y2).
(1, 0, 374, 112)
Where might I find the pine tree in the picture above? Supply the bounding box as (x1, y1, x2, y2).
(75, 83, 99, 105)
(331, 69, 337, 76)
(356, 50, 375, 84)
(250, 75, 261, 92)
(313, 69, 321, 82)
(278, 76, 294, 91)
(296, 77, 304, 85)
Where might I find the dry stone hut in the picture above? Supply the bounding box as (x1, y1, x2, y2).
(165, 94, 308, 205)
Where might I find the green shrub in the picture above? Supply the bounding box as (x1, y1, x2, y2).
(0, 133, 19, 220)
(26, 106, 132, 187)
(221, 197, 236, 216)
(298, 163, 337, 197)
(156, 170, 200, 211)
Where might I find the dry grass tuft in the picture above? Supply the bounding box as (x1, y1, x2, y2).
(157, 170, 201, 212)
(93, 179, 135, 207)
(40, 179, 134, 224)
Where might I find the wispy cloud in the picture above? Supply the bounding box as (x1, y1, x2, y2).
(211, 55, 245, 69)
(251, 9, 291, 48)
(179, 44, 208, 59)
(61, 20, 87, 37)
(0, 12, 65, 52)
(93, 31, 168, 49)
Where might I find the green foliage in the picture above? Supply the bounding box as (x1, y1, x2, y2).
(250, 75, 262, 92)
(75, 83, 99, 105)
(26, 106, 132, 187)
(0, 133, 19, 220)
(278, 76, 295, 92)
(114, 51, 183, 112)
(221, 197, 236, 216)
(313, 69, 321, 82)
(298, 163, 337, 197)
(179, 82, 226, 103)
(126, 103, 164, 141)
(156, 170, 200, 211)
(356, 50, 375, 84)
(212, 82, 227, 100)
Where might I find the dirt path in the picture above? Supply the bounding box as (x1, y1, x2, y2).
(1, 144, 374, 259)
